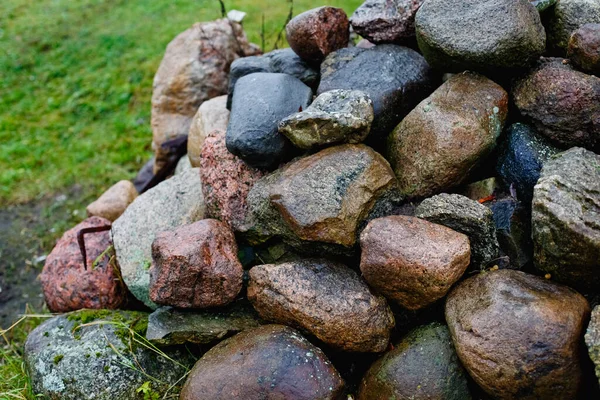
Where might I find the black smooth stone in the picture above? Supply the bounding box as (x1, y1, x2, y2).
(317, 44, 437, 143)
(226, 72, 312, 169)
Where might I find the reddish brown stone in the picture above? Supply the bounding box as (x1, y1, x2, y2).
(513, 58, 600, 151)
(199, 130, 265, 231)
(40, 217, 126, 312)
(568, 23, 600, 75)
(149, 219, 242, 308)
(248, 259, 395, 352)
(180, 324, 345, 400)
(286, 7, 350, 65)
(446, 269, 590, 400)
(360, 216, 470, 310)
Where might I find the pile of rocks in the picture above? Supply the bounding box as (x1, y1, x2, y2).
(26, 1, 600, 399)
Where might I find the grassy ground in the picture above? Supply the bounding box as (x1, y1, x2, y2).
(0, 0, 361, 398)
(0, 0, 361, 206)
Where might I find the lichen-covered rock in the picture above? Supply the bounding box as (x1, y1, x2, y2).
(544, 0, 600, 54)
(227, 48, 320, 108)
(180, 324, 345, 400)
(446, 269, 590, 400)
(318, 44, 436, 141)
(532, 147, 600, 289)
(149, 219, 242, 308)
(151, 19, 259, 172)
(415, 193, 499, 268)
(388, 72, 508, 198)
(568, 23, 600, 75)
(360, 216, 470, 310)
(112, 168, 205, 308)
(357, 323, 471, 400)
(513, 58, 600, 151)
(496, 123, 560, 200)
(24, 310, 192, 400)
(241, 144, 397, 254)
(146, 303, 261, 346)
(415, 0, 545, 72)
(585, 305, 600, 385)
(86, 180, 137, 222)
(279, 89, 374, 149)
(248, 259, 395, 352)
(226, 72, 313, 169)
(40, 217, 125, 313)
(200, 130, 265, 231)
(285, 6, 350, 65)
(187, 95, 229, 168)
(351, 0, 424, 45)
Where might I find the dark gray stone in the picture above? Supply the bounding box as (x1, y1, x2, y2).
(226, 49, 320, 109)
(279, 89, 374, 149)
(132, 157, 154, 193)
(415, 193, 500, 269)
(533, 147, 600, 289)
(318, 44, 437, 142)
(226, 56, 271, 109)
(497, 123, 560, 201)
(415, 0, 546, 72)
(267, 48, 320, 88)
(487, 197, 533, 270)
(24, 310, 192, 400)
(146, 303, 262, 346)
(350, 0, 425, 44)
(357, 323, 471, 400)
(226, 73, 312, 169)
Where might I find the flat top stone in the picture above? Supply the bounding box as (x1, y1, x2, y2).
(146, 303, 261, 345)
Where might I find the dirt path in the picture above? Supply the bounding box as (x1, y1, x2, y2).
(0, 186, 94, 328)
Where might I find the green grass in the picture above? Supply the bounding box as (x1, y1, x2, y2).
(0, 0, 361, 205)
(0, 1, 361, 398)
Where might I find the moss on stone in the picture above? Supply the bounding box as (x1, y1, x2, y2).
(66, 309, 149, 347)
(53, 354, 64, 365)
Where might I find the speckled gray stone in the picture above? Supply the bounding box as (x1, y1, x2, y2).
(415, 193, 500, 268)
(350, 0, 425, 44)
(112, 168, 205, 308)
(532, 147, 600, 289)
(279, 89, 374, 149)
(24, 311, 192, 400)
